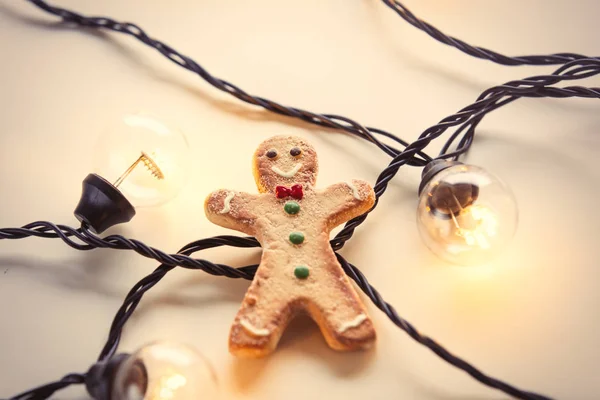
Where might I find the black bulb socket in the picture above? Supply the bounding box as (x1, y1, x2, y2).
(74, 173, 136, 234)
(85, 353, 130, 400)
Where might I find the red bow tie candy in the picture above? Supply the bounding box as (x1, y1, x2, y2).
(276, 184, 303, 200)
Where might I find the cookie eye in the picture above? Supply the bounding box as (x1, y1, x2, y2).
(266, 149, 278, 159)
(290, 147, 301, 157)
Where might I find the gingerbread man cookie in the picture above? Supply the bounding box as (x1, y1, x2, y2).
(205, 135, 376, 357)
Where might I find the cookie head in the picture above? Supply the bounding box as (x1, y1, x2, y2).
(253, 136, 318, 193)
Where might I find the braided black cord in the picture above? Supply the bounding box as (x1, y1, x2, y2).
(438, 96, 518, 159)
(0, 222, 92, 250)
(1, 59, 597, 399)
(381, 0, 597, 66)
(437, 60, 600, 158)
(0, 221, 261, 279)
(8, 2, 599, 399)
(332, 59, 600, 247)
(20, 2, 600, 249)
(335, 254, 552, 400)
(4, 64, 596, 400)
(94, 241, 552, 400)
(31, 0, 600, 252)
(9, 373, 86, 400)
(1, 59, 597, 395)
(96, 237, 259, 361)
(24, 0, 434, 167)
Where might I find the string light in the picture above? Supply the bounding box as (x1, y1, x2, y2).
(417, 161, 518, 265)
(75, 113, 190, 233)
(92, 341, 220, 400)
(3, 1, 599, 399)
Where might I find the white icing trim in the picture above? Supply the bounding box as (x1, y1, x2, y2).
(240, 320, 270, 337)
(271, 163, 302, 178)
(346, 181, 362, 200)
(219, 191, 235, 214)
(339, 314, 368, 333)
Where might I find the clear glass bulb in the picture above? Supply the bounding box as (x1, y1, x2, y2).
(93, 113, 191, 207)
(417, 164, 518, 265)
(111, 341, 219, 400)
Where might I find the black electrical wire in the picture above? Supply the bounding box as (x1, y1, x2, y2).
(332, 59, 600, 248)
(3, 59, 600, 400)
(23, 0, 431, 167)
(437, 59, 600, 158)
(9, 373, 86, 400)
(25, 0, 599, 169)
(0, 222, 259, 279)
(4, 1, 599, 399)
(380, 0, 598, 66)
(96, 243, 551, 400)
(95, 236, 259, 361)
(337, 254, 553, 400)
(93, 57, 596, 395)
(3, 61, 597, 255)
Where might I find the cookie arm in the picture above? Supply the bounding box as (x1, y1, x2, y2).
(320, 180, 376, 228)
(204, 190, 258, 236)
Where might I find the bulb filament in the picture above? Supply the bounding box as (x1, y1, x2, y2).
(448, 193, 498, 250)
(114, 151, 165, 188)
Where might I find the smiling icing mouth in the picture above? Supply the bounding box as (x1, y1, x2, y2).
(271, 163, 302, 178)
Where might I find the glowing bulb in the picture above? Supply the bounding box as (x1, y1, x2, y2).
(74, 113, 191, 233)
(93, 113, 190, 208)
(417, 161, 518, 265)
(110, 341, 219, 400)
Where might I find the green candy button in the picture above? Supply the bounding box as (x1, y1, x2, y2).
(294, 266, 310, 279)
(289, 232, 305, 245)
(284, 201, 300, 215)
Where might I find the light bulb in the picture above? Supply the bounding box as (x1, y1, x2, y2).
(74, 113, 191, 233)
(417, 161, 518, 265)
(110, 341, 219, 400)
(93, 113, 190, 208)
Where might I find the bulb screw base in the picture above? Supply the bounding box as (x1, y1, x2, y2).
(419, 160, 480, 219)
(418, 159, 463, 196)
(74, 173, 136, 234)
(85, 354, 130, 400)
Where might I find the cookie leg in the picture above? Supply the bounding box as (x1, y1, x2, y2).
(307, 275, 376, 352)
(228, 280, 296, 358)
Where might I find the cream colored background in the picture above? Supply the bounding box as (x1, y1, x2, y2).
(1, 1, 599, 399)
